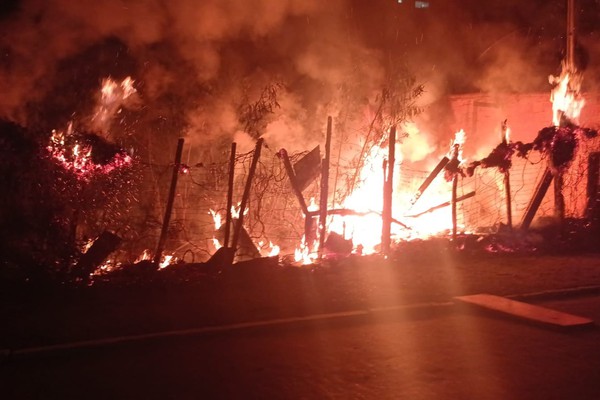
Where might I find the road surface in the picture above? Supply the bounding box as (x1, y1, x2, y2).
(2, 295, 600, 399)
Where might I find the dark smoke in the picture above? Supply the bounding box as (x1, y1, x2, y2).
(0, 0, 598, 158)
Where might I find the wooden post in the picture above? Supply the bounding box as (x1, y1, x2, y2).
(318, 116, 333, 257)
(504, 171, 513, 229)
(520, 168, 554, 230)
(279, 149, 309, 215)
(586, 152, 600, 220)
(223, 142, 237, 248)
(501, 122, 512, 229)
(554, 171, 565, 225)
(451, 176, 458, 241)
(231, 138, 263, 257)
(381, 126, 396, 255)
(451, 144, 459, 241)
(279, 148, 315, 245)
(154, 138, 184, 265)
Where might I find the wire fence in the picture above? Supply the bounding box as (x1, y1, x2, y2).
(114, 135, 600, 263)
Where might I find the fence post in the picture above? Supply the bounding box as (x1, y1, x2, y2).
(381, 125, 395, 256)
(318, 116, 332, 258)
(231, 138, 263, 257)
(224, 142, 237, 248)
(154, 138, 185, 265)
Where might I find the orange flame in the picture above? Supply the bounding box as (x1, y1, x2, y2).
(549, 66, 585, 126)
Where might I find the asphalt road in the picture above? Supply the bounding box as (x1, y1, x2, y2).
(2, 294, 600, 400)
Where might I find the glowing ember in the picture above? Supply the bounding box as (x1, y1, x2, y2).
(46, 127, 133, 181)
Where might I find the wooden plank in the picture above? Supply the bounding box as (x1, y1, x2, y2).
(454, 294, 594, 328)
(520, 168, 553, 230)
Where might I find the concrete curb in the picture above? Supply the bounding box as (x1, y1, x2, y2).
(3, 285, 600, 360)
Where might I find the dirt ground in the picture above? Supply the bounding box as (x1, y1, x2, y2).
(2, 240, 600, 351)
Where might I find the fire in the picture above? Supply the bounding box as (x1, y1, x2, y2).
(294, 235, 318, 264)
(549, 65, 585, 126)
(209, 207, 281, 259)
(258, 241, 281, 257)
(212, 238, 223, 251)
(46, 125, 133, 181)
(209, 209, 223, 230)
(134, 249, 152, 263)
(448, 129, 466, 160)
(159, 254, 175, 269)
(90, 259, 122, 278)
(328, 142, 401, 254)
(92, 76, 138, 132)
(320, 127, 469, 257)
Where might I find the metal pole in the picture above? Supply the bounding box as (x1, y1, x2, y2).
(223, 142, 237, 248)
(154, 138, 185, 265)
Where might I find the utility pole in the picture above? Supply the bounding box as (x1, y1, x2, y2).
(567, 0, 576, 71)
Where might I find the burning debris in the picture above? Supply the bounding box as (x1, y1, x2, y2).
(2, 0, 600, 287)
(46, 124, 133, 181)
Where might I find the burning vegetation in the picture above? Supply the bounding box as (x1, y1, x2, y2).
(1, 1, 600, 286)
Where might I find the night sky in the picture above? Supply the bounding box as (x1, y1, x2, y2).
(0, 0, 599, 152)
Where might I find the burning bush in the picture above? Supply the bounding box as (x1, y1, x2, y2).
(0, 119, 137, 281)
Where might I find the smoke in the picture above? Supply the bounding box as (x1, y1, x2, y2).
(0, 0, 596, 162)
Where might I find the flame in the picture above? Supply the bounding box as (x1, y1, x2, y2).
(230, 202, 247, 220)
(159, 254, 175, 269)
(92, 76, 137, 131)
(81, 237, 95, 254)
(268, 243, 280, 257)
(258, 241, 280, 257)
(209, 209, 223, 230)
(311, 127, 470, 259)
(448, 129, 466, 161)
(549, 66, 585, 126)
(212, 238, 223, 251)
(294, 235, 318, 265)
(90, 259, 121, 277)
(134, 249, 152, 263)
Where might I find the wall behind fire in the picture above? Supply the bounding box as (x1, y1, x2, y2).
(450, 92, 600, 227)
